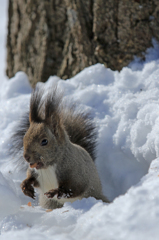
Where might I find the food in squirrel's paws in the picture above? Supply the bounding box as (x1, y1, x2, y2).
(30, 163, 37, 168)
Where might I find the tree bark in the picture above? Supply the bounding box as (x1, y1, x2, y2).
(7, 0, 159, 87)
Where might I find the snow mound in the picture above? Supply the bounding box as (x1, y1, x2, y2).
(1, 43, 159, 239)
(0, 172, 20, 220)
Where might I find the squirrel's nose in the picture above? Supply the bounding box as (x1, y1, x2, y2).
(24, 154, 30, 162)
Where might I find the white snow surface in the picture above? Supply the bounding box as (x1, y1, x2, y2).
(1, 41, 159, 239)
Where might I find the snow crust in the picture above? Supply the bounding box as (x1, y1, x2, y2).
(1, 41, 159, 239)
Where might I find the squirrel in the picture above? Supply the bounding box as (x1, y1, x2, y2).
(11, 85, 109, 209)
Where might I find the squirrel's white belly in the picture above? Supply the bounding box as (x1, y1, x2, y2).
(36, 165, 58, 194)
(36, 165, 81, 204)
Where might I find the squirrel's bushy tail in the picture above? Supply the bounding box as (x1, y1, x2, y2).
(62, 105, 97, 161)
(10, 86, 97, 169)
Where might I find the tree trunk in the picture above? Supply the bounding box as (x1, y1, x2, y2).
(7, 0, 159, 87)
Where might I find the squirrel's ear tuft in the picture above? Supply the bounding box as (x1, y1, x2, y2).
(29, 88, 44, 123)
(44, 87, 64, 140)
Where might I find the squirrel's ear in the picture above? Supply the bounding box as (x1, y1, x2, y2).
(29, 89, 43, 123)
(50, 114, 64, 141)
(44, 90, 65, 141)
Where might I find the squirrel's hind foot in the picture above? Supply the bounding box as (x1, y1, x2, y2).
(44, 187, 73, 199)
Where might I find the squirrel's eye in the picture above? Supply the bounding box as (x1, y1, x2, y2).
(41, 139, 48, 146)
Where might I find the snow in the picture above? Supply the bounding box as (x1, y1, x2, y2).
(1, 48, 159, 239)
(1, 3, 159, 239)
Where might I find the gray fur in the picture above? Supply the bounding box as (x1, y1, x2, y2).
(10, 87, 97, 169)
(17, 86, 109, 208)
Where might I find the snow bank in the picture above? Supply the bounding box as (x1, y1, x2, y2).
(0, 172, 20, 220)
(1, 42, 159, 239)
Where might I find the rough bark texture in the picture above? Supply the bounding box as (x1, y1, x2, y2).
(7, 0, 159, 87)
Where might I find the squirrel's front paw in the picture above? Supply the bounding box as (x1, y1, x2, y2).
(21, 179, 35, 199)
(44, 187, 73, 199)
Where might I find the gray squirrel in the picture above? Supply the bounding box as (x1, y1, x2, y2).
(11, 86, 109, 209)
